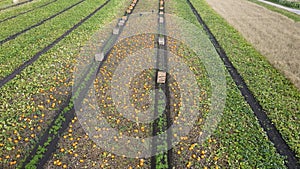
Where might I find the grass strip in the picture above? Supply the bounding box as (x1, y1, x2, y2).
(265, 0, 300, 9)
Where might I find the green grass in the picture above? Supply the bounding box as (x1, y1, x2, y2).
(266, 0, 300, 9)
(249, 0, 300, 22)
(0, 0, 13, 8)
(0, 0, 31, 9)
(190, 0, 300, 159)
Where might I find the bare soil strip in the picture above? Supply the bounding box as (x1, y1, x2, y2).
(206, 0, 300, 90)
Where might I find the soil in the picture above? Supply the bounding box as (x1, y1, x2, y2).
(206, 0, 300, 89)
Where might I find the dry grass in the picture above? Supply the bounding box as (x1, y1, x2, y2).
(206, 0, 300, 89)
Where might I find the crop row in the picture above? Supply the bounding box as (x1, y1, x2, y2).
(0, 0, 14, 8)
(189, 0, 300, 159)
(0, 0, 54, 20)
(0, 0, 31, 11)
(0, 0, 72, 40)
(168, 37, 285, 168)
(0, 0, 297, 168)
(43, 0, 165, 167)
(167, 0, 288, 167)
(43, 0, 287, 167)
(0, 0, 97, 79)
(153, 1, 171, 169)
(0, 0, 60, 24)
(23, 0, 140, 168)
(0, 0, 129, 167)
(45, 32, 155, 168)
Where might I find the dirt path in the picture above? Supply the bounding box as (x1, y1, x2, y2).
(206, 0, 300, 89)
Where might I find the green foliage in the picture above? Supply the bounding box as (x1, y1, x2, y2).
(167, 0, 293, 167)
(248, 0, 300, 22)
(0, 0, 14, 8)
(156, 153, 168, 169)
(0, 0, 129, 167)
(265, 0, 300, 9)
(191, 0, 300, 160)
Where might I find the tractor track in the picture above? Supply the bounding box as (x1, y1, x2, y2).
(22, 0, 141, 167)
(0, 0, 85, 45)
(186, 0, 299, 168)
(151, 0, 173, 168)
(0, 0, 32, 11)
(0, 0, 58, 23)
(160, 10, 173, 169)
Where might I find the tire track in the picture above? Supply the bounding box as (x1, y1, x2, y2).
(151, 0, 173, 168)
(0, 0, 85, 45)
(0, 0, 58, 23)
(186, 0, 299, 168)
(160, 5, 173, 168)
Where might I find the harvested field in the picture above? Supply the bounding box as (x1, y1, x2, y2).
(206, 0, 300, 89)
